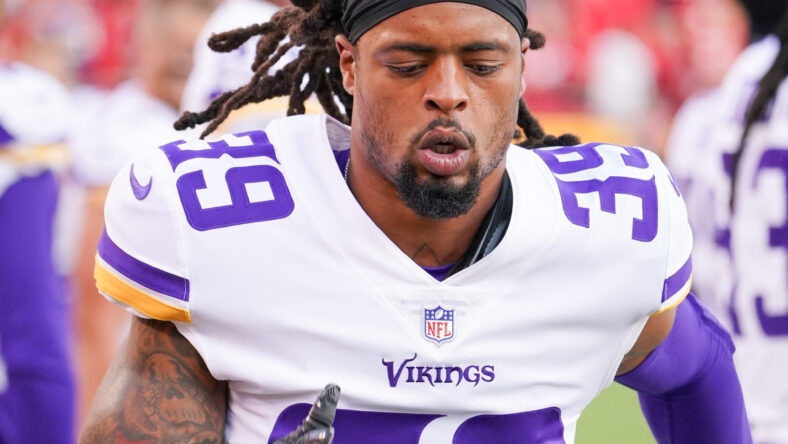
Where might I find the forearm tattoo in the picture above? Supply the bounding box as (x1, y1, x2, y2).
(81, 319, 227, 443)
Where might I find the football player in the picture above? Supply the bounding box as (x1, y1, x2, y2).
(0, 51, 75, 444)
(666, 1, 788, 442)
(81, 1, 752, 442)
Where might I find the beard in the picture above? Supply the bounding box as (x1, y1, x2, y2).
(361, 116, 509, 220)
(393, 160, 483, 219)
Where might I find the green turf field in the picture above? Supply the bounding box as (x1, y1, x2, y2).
(575, 383, 656, 444)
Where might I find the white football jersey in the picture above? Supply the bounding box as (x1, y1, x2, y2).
(0, 62, 71, 196)
(96, 114, 692, 443)
(667, 35, 788, 443)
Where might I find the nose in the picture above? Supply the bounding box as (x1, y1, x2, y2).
(423, 58, 469, 114)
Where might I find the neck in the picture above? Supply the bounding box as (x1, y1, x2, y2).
(346, 145, 506, 268)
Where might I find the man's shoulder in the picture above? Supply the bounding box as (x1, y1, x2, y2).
(105, 126, 298, 224)
(105, 113, 333, 226)
(507, 143, 676, 205)
(98, 126, 300, 324)
(525, 142, 667, 181)
(517, 142, 685, 246)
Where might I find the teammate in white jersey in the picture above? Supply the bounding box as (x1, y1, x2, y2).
(181, 0, 290, 115)
(0, 61, 75, 444)
(666, 2, 788, 442)
(82, 1, 751, 443)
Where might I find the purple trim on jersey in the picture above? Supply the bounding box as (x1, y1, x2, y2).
(615, 294, 751, 444)
(0, 123, 13, 145)
(97, 229, 190, 301)
(662, 256, 692, 302)
(422, 263, 453, 281)
(333, 147, 350, 176)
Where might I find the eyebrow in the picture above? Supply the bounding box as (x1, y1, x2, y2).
(375, 41, 512, 56)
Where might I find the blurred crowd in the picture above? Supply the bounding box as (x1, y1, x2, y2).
(0, 0, 754, 442)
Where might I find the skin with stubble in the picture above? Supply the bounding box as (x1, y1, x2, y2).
(79, 4, 676, 442)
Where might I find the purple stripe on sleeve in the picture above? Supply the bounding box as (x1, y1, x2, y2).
(662, 257, 692, 302)
(97, 229, 189, 301)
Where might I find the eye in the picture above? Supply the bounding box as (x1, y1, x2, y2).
(466, 64, 501, 75)
(387, 64, 425, 76)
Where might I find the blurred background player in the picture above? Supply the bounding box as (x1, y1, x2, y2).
(68, 0, 218, 422)
(181, 0, 290, 118)
(0, 0, 75, 441)
(665, 1, 788, 442)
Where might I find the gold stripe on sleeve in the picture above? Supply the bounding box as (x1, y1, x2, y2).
(94, 258, 192, 323)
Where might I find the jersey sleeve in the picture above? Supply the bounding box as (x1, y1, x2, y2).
(651, 153, 693, 315)
(94, 145, 192, 323)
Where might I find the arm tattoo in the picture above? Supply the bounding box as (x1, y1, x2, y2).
(80, 319, 227, 443)
(411, 243, 443, 266)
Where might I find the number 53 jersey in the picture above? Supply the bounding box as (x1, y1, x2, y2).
(95, 114, 693, 443)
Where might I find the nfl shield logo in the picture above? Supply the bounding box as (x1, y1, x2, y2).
(424, 306, 454, 345)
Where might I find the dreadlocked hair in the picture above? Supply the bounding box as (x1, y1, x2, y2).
(174, 0, 579, 149)
(729, 6, 788, 209)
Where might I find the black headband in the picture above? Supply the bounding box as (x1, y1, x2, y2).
(341, 0, 528, 44)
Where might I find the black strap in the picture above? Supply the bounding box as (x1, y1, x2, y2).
(445, 171, 513, 278)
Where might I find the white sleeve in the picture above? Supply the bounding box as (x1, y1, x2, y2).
(651, 153, 694, 315)
(94, 145, 192, 323)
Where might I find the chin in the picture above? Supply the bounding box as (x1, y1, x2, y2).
(395, 161, 482, 220)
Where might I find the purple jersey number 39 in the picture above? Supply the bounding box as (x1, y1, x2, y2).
(160, 131, 295, 231)
(535, 143, 658, 242)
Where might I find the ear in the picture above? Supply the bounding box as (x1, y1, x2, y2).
(519, 38, 529, 96)
(335, 34, 356, 96)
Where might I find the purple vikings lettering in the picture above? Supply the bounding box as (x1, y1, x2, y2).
(382, 354, 495, 388)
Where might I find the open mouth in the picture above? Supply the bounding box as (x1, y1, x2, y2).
(430, 142, 459, 154)
(416, 129, 472, 176)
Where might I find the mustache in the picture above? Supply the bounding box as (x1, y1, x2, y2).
(409, 118, 477, 150)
